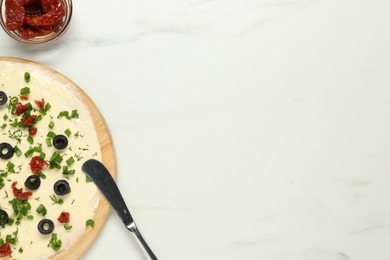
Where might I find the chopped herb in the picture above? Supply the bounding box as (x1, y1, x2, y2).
(27, 135, 34, 144)
(47, 233, 62, 251)
(64, 224, 72, 231)
(57, 109, 79, 120)
(45, 138, 52, 147)
(6, 229, 18, 245)
(36, 204, 47, 216)
(64, 129, 71, 137)
(62, 166, 75, 175)
(70, 109, 79, 119)
(9, 199, 32, 225)
(24, 147, 34, 158)
(66, 157, 74, 166)
(7, 218, 14, 226)
(74, 131, 84, 139)
(34, 144, 43, 153)
(13, 146, 22, 157)
(8, 129, 23, 144)
(6, 162, 15, 173)
(40, 103, 51, 115)
(7, 96, 18, 115)
(57, 111, 69, 119)
(37, 172, 46, 179)
(86, 176, 92, 183)
(86, 219, 94, 228)
(48, 152, 63, 169)
(18, 247, 23, 253)
(74, 152, 84, 162)
(46, 131, 56, 139)
(20, 87, 30, 96)
(48, 120, 54, 129)
(49, 195, 63, 205)
(24, 72, 30, 83)
(39, 152, 46, 160)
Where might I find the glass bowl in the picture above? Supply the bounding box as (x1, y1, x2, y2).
(0, 0, 72, 46)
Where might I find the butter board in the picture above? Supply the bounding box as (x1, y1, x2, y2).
(0, 57, 116, 259)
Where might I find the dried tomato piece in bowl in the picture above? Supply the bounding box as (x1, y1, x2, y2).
(25, 0, 65, 26)
(4, 0, 66, 39)
(18, 24, 53, 38)
(5, 0, 25, 30)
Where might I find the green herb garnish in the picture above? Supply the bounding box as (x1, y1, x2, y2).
(66, 156, 74, 166)
(64, 128, 71, 137)
(6, 229, 18, 245)
(36, 204, 47, 216)
(86, 219, 94, 228)
(20, 87, 30, 96)
(64, 224, 72, 231)
(48, 152, 63, 169)
(9, 199, 32, 225)
(49, 195, 63, 205)
(24, 72, 30, 83)
(48, 233, 62, 251)
(62, 166, 75, 175)
(57, 109, 79, 120)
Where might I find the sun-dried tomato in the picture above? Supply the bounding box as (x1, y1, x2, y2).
(40, 0, 56, 13)
(29, 155, 48, 174)
(15, 102, 28, 115)
(57, 211, 70, 223)
(0, 242, 12, 258)
(18, 25, 53, 39)
(5, 0, 66, 39)
(11, 181, 33, 200)
(21, 115, 37, 126)
(25, 0, 64, 27)
(35, 98, 45, 110)
(5, 0, 25, 30)
(24, 0, 44, 16)
(29, 126, 37, 136)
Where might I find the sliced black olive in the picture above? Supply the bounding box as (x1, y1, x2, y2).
(24, 175, 41, 190)
(0, 91, 7, 106)
(54, 180, 71, 196)
(52, 135, 68, 150)
(0, 143, 14, 159)
(37, 219, 54, 235)
(0, 210, 9, 227)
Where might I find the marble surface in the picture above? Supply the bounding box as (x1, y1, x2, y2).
(2, 0, 390, 259)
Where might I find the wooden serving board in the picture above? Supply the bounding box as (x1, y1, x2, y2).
(0, 57, 116, 259)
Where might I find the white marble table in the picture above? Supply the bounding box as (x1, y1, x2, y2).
(2, 0, 390, 259)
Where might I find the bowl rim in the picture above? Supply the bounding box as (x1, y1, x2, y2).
(0, 0, 73, 46)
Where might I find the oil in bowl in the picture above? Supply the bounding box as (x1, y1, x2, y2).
(0, 0, 72, 46)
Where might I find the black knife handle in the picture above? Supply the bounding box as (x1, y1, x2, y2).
(82, 159, 134, 227)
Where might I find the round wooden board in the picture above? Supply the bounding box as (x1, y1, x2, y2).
(0, 57, 116, 259)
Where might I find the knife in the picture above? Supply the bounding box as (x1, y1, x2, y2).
(82, 159, 158, 260)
